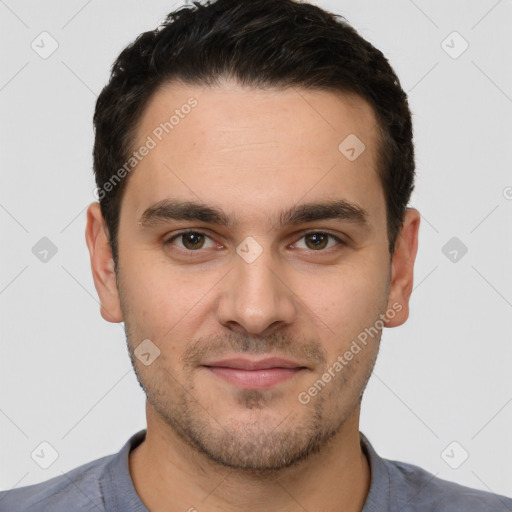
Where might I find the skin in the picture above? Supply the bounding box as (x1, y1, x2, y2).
(86, 80, 420, 512)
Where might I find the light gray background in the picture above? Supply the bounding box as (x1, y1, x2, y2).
(1, 0, 511, 499)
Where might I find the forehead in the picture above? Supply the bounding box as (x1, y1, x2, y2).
(122, 80, 385, 230)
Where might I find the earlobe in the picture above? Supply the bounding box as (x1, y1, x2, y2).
(85, 202, 124, 323)
(385, 208, 421, 328)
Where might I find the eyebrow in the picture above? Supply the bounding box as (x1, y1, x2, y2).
(138, 198, 369, 231)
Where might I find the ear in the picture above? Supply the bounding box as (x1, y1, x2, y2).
(385, 208, 420, 327)
(85, 202, 123, 323)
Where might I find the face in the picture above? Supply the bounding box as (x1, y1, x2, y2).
(87, 79, 419, 472)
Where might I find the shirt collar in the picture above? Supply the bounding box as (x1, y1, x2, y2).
(359, 431, 392, 511)
(100, 429, 148, 512)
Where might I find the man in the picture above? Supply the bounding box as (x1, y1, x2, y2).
(2, 0, 511, 510)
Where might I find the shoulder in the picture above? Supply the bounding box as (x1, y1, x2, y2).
(360, 433, 512, 512)
(0, 453, 113, 512)
(387, 458, 512, 511)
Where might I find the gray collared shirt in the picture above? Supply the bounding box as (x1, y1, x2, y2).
(1, 429, 511, 511)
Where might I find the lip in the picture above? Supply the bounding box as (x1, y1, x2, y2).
(202, 357, 307, 371)
(201, 357, 308, 390)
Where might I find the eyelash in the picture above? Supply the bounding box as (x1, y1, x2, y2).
(163, 229, 345, 254)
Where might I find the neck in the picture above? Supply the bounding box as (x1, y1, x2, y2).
(129, 402, 371, 512)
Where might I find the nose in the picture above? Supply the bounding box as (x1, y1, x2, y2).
(215, 246, 297, 336)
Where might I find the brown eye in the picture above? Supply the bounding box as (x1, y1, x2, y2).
(181, 232, 205, 250)
(304, 233, 329, 250)
(165, 231, 216, 251)
(294, 232, 343, 251)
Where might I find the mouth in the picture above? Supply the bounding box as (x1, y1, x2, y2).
(201, 357, 309, 390)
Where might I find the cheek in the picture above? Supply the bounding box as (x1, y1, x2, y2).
(307, 262, 388, 336)
(120, 255, 219, 339)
